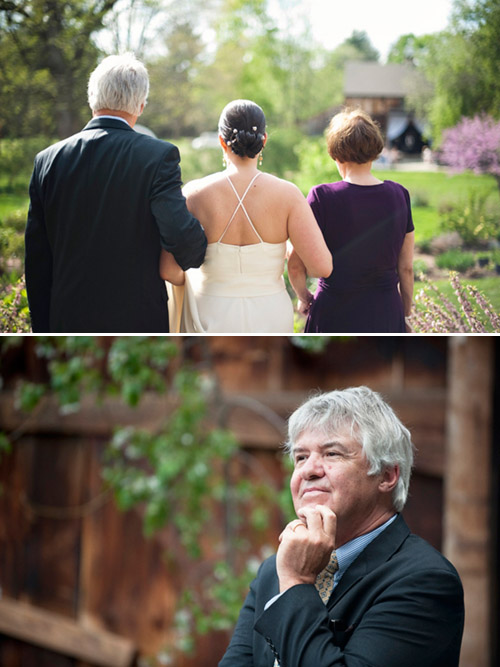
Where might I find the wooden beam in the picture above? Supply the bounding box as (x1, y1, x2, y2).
(0, 597, 136, 667)
(0, 388, 447, 474)
(444, 337, 494, 667)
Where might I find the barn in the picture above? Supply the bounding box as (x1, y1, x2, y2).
(343, 61, 426, 154)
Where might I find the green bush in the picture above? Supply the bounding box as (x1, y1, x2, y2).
(263, 127, 308, 178)
(413, 258, 430, 275)
(435, 249, 476, 272)
(0, 209, 26, 279)
(294, 136, 338, 194)
(0, 275, 30, 333)
(411, 190, 431, 207)
(0, 137, 53, 191)
(175, 140, 222, 183)
(416, 238, 433, 254)
(439, 190, 499, 247)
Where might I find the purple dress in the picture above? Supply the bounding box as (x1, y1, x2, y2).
(305, 180, 414, 333)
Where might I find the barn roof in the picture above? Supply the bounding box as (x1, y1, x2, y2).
(344, 62, 414, 98)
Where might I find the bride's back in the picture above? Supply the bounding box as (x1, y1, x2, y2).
(183, 170, 294, 246)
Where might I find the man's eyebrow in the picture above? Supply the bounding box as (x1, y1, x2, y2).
(293, 441, 348, 454)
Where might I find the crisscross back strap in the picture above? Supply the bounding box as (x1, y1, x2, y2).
(217, 172, 263, 243)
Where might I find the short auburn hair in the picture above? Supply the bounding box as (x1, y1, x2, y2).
(326, 108, 384, 164)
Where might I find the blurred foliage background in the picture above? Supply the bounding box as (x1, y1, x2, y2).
(1, 0, 499, 143)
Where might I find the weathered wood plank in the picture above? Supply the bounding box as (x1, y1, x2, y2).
(444, 337, 494, 667)
(0, 597, 136, 667)
(0, 387, 446, 476)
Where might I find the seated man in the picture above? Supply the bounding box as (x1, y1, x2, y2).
(219, 386, 464, 667)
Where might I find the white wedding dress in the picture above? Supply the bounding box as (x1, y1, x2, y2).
(168, 173, 294, 333)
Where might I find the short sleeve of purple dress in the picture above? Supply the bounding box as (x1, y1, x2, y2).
(305, 180, 414, 333)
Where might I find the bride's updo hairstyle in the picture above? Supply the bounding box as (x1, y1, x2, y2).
(218, 99, 266, 159)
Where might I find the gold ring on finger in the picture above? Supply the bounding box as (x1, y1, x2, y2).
(291, 521, 306, 532)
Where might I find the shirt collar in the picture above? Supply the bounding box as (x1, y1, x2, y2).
(334, 514, 398, 585)
(93, 114, 131, 127)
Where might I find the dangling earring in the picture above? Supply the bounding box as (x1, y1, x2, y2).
(222, 152, 227, 168)
(258, 151, 263, 167)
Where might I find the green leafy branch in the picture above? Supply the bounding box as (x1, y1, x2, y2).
(0, 336, 289, 661)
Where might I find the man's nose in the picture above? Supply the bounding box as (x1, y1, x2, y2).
(301, 452, 325, 478)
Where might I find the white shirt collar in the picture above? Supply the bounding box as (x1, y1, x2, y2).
(94, 114, 131, 127)
(334, 514, 398, 585)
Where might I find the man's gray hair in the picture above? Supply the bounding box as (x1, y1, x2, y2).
(285, 386, 414, 512)
(87, 53, 149, 116)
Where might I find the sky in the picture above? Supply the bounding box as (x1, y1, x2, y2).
(269, 0, 455, 61)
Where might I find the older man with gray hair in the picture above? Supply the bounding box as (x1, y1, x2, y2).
(220, 386, 464, 667)
(25, 53, 207, 333)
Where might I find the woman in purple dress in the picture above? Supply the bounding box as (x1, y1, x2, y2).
(288, 108, 414, 333)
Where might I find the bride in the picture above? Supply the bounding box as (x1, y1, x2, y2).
(161, 99, 332, 333)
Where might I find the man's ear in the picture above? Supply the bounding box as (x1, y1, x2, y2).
(379, 464, 399, 493)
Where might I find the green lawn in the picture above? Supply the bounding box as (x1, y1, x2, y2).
(375, 169, 499, 206)
(372, 169, 500, 245)
(1, 164, 499, 331)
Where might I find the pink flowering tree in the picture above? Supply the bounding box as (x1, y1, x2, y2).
(440, 114, 500, 191)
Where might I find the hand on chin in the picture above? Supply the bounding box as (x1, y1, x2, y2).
(296, 489, 333, 514)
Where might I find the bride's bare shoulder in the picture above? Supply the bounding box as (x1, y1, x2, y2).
(183, 171, 226, 198)
(261, 172, 304, 198)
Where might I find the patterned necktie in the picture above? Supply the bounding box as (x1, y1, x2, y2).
(273, 551, 339, 665)
(315, 550, 339, 604)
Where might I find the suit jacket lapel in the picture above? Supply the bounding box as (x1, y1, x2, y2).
(328, 514, 410, 608)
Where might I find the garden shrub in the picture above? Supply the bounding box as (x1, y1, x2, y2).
(0, 137, 53, 190)
(0, 209, 26, 279)
(294, 136, 338, 194)
(413, 258, 430, 275)
(435, 249, 476, 272)
(264, 126, 308, 178)
(440, 114, 500, 188)
(0, 276, 30, 333)
(411, 190, 430, 207)
(175, 139, 222, 183)
(439, 190, 499, 246)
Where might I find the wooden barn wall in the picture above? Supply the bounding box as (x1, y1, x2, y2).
(0, 337, 450, 666)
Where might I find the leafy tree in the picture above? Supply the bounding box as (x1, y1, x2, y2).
(342, 30, 379, 62)
(451, 0, 500, 116)
(404, 0, 500, 144)
(94, 0, 207, 60)
(0, 0, 116, 138)
(145, 18, 207, 137)
(190, 0, 344, 132)
(387, 33, 434, 67)
(201, 0, 280, 123)
(414, 30, 473, 142)
(95, 0, 168, 58)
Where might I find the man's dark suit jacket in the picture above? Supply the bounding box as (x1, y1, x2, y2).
(25, 117, 207, 333)
(219, 515, 464, 667)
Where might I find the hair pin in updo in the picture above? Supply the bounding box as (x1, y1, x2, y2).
(252, 126, 257, 131)
(233, 128, 238, 134)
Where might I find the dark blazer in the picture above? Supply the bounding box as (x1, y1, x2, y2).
(219, 515, 464, 667)
(25, 117, 207, 333)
